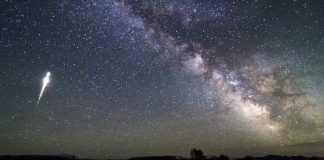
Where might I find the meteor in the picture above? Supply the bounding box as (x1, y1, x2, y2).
(37, 72, 51, 105)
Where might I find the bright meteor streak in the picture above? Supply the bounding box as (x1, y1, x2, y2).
(37, 71, 51, 105)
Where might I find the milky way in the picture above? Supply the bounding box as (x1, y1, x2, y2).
(0, 0, 324, 159)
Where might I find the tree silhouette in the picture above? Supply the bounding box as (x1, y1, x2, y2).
(190, 148, 206, 160)
(219, 154, 229, 160)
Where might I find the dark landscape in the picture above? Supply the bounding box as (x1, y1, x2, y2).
(1, 149, 324, 160)
(1, 155, 324, 160)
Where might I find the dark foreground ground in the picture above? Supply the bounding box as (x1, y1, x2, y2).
(1, 155, 324, 160)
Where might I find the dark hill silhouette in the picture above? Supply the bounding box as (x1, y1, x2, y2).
(0, 155, 76, 160)
(1, 149, 324, 160)
(1, 155, 324, 160)
(128, 156, 181, 160)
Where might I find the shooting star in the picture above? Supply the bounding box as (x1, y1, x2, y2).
(37, 71, 51, 105)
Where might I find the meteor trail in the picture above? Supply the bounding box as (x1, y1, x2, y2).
(37, 72, 51, 105)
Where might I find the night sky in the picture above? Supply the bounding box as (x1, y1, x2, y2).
(1, 0, 324, 159)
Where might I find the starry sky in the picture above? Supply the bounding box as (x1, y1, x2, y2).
(0, 0, 324, 159)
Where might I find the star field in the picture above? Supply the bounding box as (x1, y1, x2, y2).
(0, 0, 324, 159)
